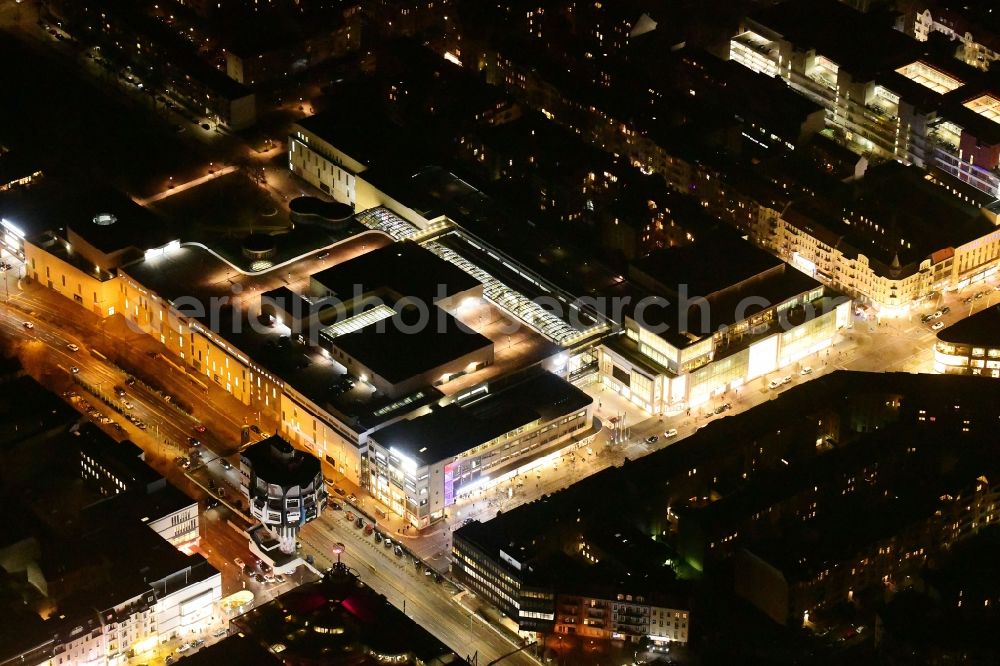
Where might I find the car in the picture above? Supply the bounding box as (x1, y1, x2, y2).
(114, 386, 126, 397)
(645, 434, 658, 444)
(274, 573, 286, 584)
(213, 628, 228, 638)
(713, 404, 726, 415)
(781, 375, 792, 385)
(768, 379, 781, 389)
(174, 456, 186, 465)
(800, 366, 813, 375)
(384, 538, 393, 549)
(348, 493, 358, 503)
(136, 421, 147, 430)
(181, 459, 191, 469)
(330, 500, 342, 511)
(324, 477, 335, 486)
(964, 296, 974, 304)
(921, 313, 934, 323)
(263, 573, 276, 583)
(364, 523, 374, 535)
(194, 424, 207, 433)
(122, 400, 133, 410)
(22, 321, 33, 329)
(334, 487, 346, 496)
(125, 376, 135, 386)
(394, 545, 404, 557)
(166, 657, 175, 665)
(220, 459, 232, 470)
(355, 517, 364, 529)
(254, 573, 266, 583)
(373, 530, 382, 542)
(424, 568, 434, 577)
(70, 366, 80, 374)
(176, 644, 191, 654)
(205, 498, 219, 509)
(976, 291, 986, 300)
(664, 428, 678, 438)
(317, 252, 329, 260)
(192, 639, 205, 648)
(941, 306, 951, 315)
(188, 437, 201, 447)
(67, 343, 79, 352)
(931, 321, 945, 331)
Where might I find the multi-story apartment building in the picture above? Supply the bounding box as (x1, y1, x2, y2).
(755, 162, 1000, 312)
(900, 0, 1000, 71)
(453, 517, 690, 646)
(46, 0, 256, 129)
(223, 4, 362, 86)
(729, 0, 1000, 199)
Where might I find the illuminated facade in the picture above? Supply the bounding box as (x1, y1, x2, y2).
(598, 235, 851, 413)
(366, 371, 595, 528)
(729, 0, 1000, 199)
(240, 436, 327, 553)
(934, 304, 1000, 377)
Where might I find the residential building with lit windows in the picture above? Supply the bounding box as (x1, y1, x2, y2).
(0, 146, 43, 193)
(0, 510, 220, 666)
(599, 228, 850, 412)
(756, 162, 1000, 312)
(729, 0, 1000, 199)
(934, 303, 1000, 376)
(366, 369, 595, 528)
(453, 499, 690, 645)
(901, 0, 1000, 71)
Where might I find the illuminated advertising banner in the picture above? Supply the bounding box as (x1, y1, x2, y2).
(747, 334, 779, 380)
(444, 462, 455, 506)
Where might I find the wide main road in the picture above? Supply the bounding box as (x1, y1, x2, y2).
(299, 512, 537, 666)
(0, 295, 537, 666)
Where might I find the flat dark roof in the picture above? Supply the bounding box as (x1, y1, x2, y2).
(372, 370, 591, 464)
(242, 435, 321, 488)
(330, 309, 492, 385)
(937, 304, 1000, 347)
(1, 179, 171, 255)
(630, 227, 783, 298)
(78, 424, 163, 490)
(311, 239, 482, 307)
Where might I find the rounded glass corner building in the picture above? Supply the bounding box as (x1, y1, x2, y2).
(934, 304, 1000, 378)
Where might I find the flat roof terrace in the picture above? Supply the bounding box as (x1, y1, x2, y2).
(122, 229, 560, 424)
